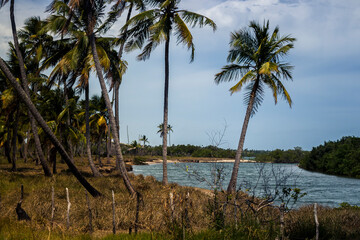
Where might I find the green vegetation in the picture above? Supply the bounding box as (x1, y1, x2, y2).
(299, 136, 360, 178)
(255, 147, 307, 163)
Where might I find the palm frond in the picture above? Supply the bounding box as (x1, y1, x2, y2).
(229, 70, 256, 95)
(123, 19, 153, 52)
(0, 0, 9, 8)
(174, 13, 195, 62)
(215, 64, 251, 84)
(259, 61, 278, 76)
(180, 10, 217, 31)
(244, 80, 264, 116)
(272, 74, 292, 107)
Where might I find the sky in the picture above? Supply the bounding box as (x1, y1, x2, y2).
(0, 0, 360, 151)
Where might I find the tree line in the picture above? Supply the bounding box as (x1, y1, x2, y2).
(299, 136, 360, 178)
(255, 147, 307, 163)
(0, 0, 296, 195)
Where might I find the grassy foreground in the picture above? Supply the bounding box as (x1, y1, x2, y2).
(1, 157, 360, 239)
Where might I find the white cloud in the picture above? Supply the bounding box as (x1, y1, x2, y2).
(200, 0, 360, 58)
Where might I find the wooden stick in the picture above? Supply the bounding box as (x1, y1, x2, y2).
(51, 186, 55, 228)
(314, 203, 319, 240)
(112, 190, 116, 234)
(233, 197, 237, 227)
(279, 203, 285, 240)
(85, 191, 93, 232)
(21, 185, 23, 200)
(169, 192, 174, 222)
(134, 192, 140, 234)
(66, 188, 71, 230)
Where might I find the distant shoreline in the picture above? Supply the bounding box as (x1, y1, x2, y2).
(143, 158, 256, 165)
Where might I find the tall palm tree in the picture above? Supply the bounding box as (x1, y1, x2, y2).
(0, 0, 101, 197)
(108, 0, 146, 137)
(215, 20, 295, 193)
(46, 0, 124, 177)
(123, 0, 216, 184)
(62, 0, 136, 194)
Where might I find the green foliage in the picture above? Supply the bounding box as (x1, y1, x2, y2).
(338, 202, 360, 210)
(133, 156, 148, 165)
(255, 147, 307, 163)
(299, 136, 360, 178)
(139, 144, 237, 158)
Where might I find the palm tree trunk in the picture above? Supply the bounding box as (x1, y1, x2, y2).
(88, 32, 136, 195)
(23, 129, 30, 163)
(85, 83, 102, 177)
(227, 80, 259, 193)
(106, 124, 111, 163)
(9, 0, 52, 177)
(63, 82, 74, 162)
(5, 121, 12, 164)
(162, 33, 170, 185)
(97, 133, 103, 167)
(114, 2, 134, 138)
(11, 106, 19, 171)
(49, 146, 57, 174)
(0, 57, 102, 197)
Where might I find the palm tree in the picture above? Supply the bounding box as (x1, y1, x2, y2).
(0, 0, 101, 197)
(62, 0, 136, 194)
(107, 0, 146, 137)
(46, 0, 124, 177)
(215, 20, 295, 193)
(139, 135, 149, 147)
(123, 0, 216, 184)
(157, 123, 173, 145)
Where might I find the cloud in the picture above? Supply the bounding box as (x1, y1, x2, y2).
(201, 0, 360, 58)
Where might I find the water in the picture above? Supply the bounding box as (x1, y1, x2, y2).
(133, 162, 360, 208)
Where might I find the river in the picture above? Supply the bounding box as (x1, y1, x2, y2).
(133, 162, 360, 208)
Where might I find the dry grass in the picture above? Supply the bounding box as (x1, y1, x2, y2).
(1, 157, 360, 239)
(0, 157, 211, 238)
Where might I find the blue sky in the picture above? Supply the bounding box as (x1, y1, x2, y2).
(1, 0, 360, 150)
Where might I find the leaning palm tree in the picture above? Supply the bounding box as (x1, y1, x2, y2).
(215, 20, 295, 193)
(123, 0, 216, 184)
(0, 0, 101, 197)
(0, 0, 52, 176)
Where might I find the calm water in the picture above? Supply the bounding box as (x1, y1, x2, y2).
(133, 162, 360, 208)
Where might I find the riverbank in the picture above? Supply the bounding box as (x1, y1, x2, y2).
(136, 157, 256, 165)
(1, 157, 360, 239)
